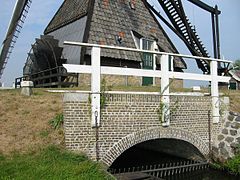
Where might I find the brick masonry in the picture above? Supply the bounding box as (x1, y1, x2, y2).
(78, 73, 183, 88)
(63, 93, 226, 166)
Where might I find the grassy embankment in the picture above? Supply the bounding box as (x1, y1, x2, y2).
(0, 146, 113, 179)
(0, 89, 113, 179)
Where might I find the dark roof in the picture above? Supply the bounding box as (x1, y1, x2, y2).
(45, 0, 186, 69)
(45, 0, 89, 34)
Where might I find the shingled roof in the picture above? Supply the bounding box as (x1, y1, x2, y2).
(44, 0, 186, 69)
(45, 0, 89, 34)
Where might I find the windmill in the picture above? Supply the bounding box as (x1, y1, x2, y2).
(1, 0, 227, 87)
(146, 0, 224, 74)
(0, 0, 32, 82)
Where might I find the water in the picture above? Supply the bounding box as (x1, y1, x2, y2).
(110, 146, 239, 180)
(164, 169, 239, 180)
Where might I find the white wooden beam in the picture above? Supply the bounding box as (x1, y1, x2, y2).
(91, 47, 101, 127)
(161, 55, 170, 127)
(168, 72, 230, 82)
(101, 66, 162, 77)
(63, 64, 92, 74)
(211, 60, 220, 123)
(63, 64, 230, 83)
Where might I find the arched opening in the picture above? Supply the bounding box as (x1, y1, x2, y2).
(110, 138, 205, 170)
(101, 127, 209, 167)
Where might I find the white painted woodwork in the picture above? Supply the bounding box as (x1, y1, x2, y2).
(161, 55, 170, 127)
(211, 60, 220, 123)
(91, 47, 101, 127)
(62, 41, 232, 126)
(63, 64, 230, 83)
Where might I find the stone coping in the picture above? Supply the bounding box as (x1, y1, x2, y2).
(48, 89, 207, 96)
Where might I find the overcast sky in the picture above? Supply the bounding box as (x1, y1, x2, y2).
(0, 0, 239, 87)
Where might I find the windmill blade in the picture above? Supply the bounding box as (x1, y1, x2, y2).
(0, 0, 32, 80)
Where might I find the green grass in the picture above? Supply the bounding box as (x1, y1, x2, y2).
(49, 113, 64, 130)
(211, 152, 240, 175)
(0, 146, 114, 180)
(224, 154, 240, 175)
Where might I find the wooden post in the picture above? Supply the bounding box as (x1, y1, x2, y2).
(211, 60, 220, 123)
(91, 47, 101, 127)
(161, 54, 170, 127)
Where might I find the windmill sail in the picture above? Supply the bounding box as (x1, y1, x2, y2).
(0, 0, 32, 80)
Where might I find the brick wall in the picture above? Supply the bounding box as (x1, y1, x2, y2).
(78, 74, 141, 86)
(78, 73, 183, 88)
(63, 93, 225, 166)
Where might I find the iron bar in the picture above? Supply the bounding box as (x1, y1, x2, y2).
(208, 110, 212, 158)
(110, 160, 209, 178)
(187, 0, 221, 14)
(215, 5, 221, 59)
(95, 111, 99, 161)
(211, 13, 217, 59)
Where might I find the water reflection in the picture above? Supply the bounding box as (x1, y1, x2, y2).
(164, 169, 239, 180)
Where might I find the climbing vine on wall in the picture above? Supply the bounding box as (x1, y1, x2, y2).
(88, 78, 112, 120)
(157, 79, 179, 125)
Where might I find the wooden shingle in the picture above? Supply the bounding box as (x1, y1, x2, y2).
(45, 0, 186, 69)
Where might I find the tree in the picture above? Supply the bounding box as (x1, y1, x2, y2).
(232, 59, 240, 70)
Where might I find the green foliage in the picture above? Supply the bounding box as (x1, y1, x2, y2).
(100, 78, 112, 109)
(236, 144, 240, 154)
(49, 113, 64, 129)
(0, 146, 113, 179)
(224, 154, 240, 175)
(157, 79, 179, 124)
(87, 78, 112, 121)
(0, 153, 5, 161)
(212, 145, 240, 175)
(210, 162, 224, 170)
(232, 59, 240, 70)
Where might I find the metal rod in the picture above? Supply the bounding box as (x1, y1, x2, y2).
(95, 112, 99, 161)
(187, 0, 221, 14)
(215, 5, 221, 59)
(146, 1, 196, 53)
(208, 110, 212, 158)
(211, 13, 217, 59)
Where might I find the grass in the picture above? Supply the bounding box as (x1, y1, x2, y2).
(211, 153, 240, 175)
(0, 88, 115, 179)
(224, 154, 240, 175)
(49, 113, 64, 129)
(0, 89, 63, 155)
(0, 145, 113, 180)
(223, 90, 240, 113)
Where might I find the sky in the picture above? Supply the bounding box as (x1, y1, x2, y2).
(0, 0, 239, 87)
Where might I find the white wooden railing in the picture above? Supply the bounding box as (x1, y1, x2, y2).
(63, 41, 231, 127)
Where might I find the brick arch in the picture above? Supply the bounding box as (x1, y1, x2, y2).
(101, 127, 209, 166)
